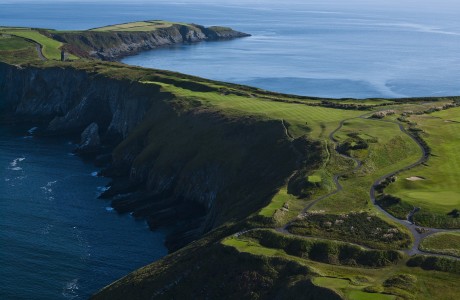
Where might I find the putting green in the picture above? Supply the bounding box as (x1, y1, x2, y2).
(386, 107, 460, 214)
(308, 175, 322, 183)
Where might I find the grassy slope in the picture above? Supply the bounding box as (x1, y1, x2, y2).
(223, 234, 460, 300)
(419, 231, 460, 257)
(316, 117, 420, 213)
(0, 29, 63, 59)
(152, 81, 363, 139)
(386, 107, 460, 214)
(0, 34, 32, 50)
(0, 35, 39, 63)
(279, 116, 419, 249)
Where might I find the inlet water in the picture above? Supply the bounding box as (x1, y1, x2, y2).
(0, 127, 167, 299)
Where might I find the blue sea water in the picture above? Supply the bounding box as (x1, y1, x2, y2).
(0, 127, 167, 299)
(0, 1, 460, 299)
(1, 1, 460, 98)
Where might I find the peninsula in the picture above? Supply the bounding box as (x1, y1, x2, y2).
(1, 21, 459, 300)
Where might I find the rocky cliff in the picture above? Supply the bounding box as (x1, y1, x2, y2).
(0, 62, 302, 250)
(50, 24, 250, 61)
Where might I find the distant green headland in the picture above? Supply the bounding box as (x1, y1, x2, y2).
(0, 20, 249, 62)
(1, 20, 459, 300)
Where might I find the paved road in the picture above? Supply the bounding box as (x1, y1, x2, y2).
(365, 116, 458, 256)
(301, 117, 362, 213)
(274, 113, 459, 259)
(34, 43, 47, 61)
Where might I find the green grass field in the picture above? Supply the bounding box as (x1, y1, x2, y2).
(0, 29, 63, 59)
(313, 278, 396, 300)
(222, 234, 460, 300)
(315, 117, 421, 213)
(0, 34, 33, 50)
(419, 232, 460, 257)
(149, 81, 364, 139)
(0, 34, 40, 63)
(259, 187, 296, 218)
(385, 107, 460, 216)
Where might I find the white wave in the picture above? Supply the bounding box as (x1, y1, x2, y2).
(105, 207, 115, 212)
(41, 181, 57, 193)
(41, 187, 52, 193)
(62, 278, 80, 300)
(91, 171, 98, 177)
(97, 186, 110, 192)
(9, 157, 25, 170)
(27, 127, 38, 135)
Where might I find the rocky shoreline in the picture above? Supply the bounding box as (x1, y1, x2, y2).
(0, 62, 300, 252)
(50, 24, 250, 61)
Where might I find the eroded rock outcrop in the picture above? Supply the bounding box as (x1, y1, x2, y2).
(76, 122, 101, 154)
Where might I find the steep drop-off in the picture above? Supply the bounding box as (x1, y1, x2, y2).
(0, 62, 305, 250)
(49, 24, 250, 60)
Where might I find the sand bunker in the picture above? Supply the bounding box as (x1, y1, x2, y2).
(406, 176, 425, 181)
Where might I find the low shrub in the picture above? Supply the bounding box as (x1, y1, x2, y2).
(407, 255, 460, 274)
(363, 285, 384, 293)
(383, 274, 417, 290)
(413, 211, 460, 228)
(376, 194, 413, 220)
(247, 230, 403, 267)
(286, 212, 411, 249)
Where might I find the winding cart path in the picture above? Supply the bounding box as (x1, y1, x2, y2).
(275, 113, 459, 259)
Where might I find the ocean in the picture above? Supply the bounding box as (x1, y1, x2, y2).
(1, 0, 459, 98)
(0, 126, 167, 299)
(1, 0, 459, 299)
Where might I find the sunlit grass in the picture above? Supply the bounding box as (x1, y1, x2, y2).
(386, 107, 460, 215)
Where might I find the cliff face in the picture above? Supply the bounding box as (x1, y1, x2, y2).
(0, 63, 161, 139)
(0, 62, 301, 250)
(51, 24, 250, 61)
